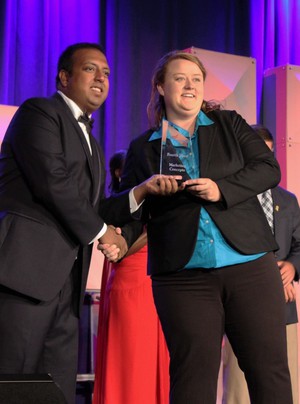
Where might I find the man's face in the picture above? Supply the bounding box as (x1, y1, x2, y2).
(59, 48, 110, 114)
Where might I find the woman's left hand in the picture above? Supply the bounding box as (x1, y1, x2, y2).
(183, 178, 222, 202)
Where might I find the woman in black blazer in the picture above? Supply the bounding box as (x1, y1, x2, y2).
(117, 51, 293, 404)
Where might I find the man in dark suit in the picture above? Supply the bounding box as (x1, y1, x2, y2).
(222, 124, 300, 404)
(0, 43, 131, 404)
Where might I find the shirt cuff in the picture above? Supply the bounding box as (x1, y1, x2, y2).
(89, 223, 107, 244)
(129, 187, 144, 213)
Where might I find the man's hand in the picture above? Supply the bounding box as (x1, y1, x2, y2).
(278, 260, 296, 287)
(98, 225, 128, 262)
(133, 174, 183, 205)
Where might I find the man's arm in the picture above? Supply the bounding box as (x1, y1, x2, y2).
(99, 174, 183, 262)
(133, 174, 183, 205)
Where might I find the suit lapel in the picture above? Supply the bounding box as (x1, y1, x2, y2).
(68, 112, 96, 184)
(52, 93, 100, 205)
(89, 136, 102, 206)
(145, 136, 161, 174)
(198, 123, 217, 176)
(271, 188, 280, 235)
(74, 128, 102, 206)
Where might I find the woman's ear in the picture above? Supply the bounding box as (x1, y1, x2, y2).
(157, 84, 164, 96)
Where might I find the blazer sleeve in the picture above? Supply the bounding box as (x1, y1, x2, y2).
(213, 111, 281, 208)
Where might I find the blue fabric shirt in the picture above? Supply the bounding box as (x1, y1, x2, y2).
(149, 111, 265, 268)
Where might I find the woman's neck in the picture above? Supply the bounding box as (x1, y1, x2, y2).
(167, 114, 197, 134)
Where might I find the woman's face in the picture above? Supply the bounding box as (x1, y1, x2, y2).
(157, 58, 204, 122)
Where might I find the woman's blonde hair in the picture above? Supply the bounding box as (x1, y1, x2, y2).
(147, 50, 219, 129)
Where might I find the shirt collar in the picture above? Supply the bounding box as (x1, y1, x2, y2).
(196, 110, 214, 127)
(149, 110, 214, 141)
(57, 91, 92, 120)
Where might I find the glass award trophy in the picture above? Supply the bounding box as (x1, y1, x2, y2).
(159, 119, 196, 182)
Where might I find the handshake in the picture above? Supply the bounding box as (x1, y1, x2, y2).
(97, 225, 128, 262)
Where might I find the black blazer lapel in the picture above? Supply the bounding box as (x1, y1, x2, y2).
(52, 93, 100, 204)
(198, 123, 217, 177)
(145, 137, 161, 174)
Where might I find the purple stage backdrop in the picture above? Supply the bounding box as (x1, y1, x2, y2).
(0, 0, 300, 183)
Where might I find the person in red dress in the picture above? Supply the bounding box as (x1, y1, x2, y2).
(93, 150, 170, 404)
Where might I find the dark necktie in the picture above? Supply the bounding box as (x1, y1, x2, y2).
(260, 190, 274, 233)
(78, 113, 94, 135)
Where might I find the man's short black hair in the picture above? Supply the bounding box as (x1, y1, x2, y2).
(55, 42, 105, 88)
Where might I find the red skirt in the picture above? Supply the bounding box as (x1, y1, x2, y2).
(93, 245, 170, 404)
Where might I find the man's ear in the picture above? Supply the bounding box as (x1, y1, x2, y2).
(59, 70, 69, 87)
(157, 84, 164, 96)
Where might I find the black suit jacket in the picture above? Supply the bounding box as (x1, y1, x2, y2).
(120, 110, 281, 275)
(0, 93, 131, 313)
(272, 186, 300, 324)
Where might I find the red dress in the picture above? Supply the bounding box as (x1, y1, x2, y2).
(93, 245, 170, 404)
